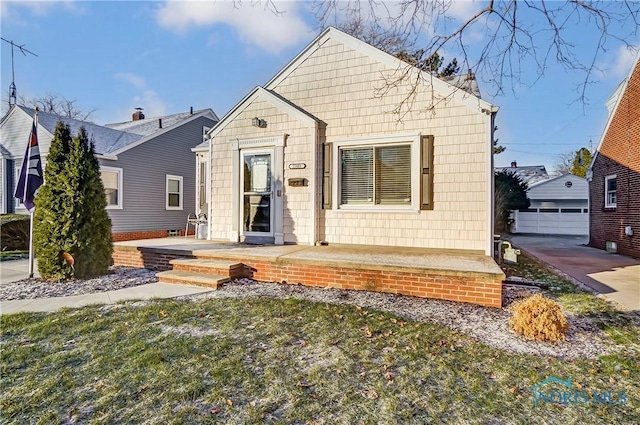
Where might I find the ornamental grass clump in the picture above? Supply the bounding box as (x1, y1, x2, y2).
(509, 293, 569, 342)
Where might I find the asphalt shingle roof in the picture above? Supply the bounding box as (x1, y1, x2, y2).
(495, 165, 549, 185)
(105, 109, 209, 136)
(19, 106, 143, 155)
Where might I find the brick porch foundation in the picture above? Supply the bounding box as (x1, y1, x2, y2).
(112, 246, 503, 308)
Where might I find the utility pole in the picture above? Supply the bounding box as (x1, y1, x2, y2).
(1, 37, 38, 109)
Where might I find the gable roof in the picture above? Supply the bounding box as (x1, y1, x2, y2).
(18, 106, 142, 156)
(106, 109, 219, 136)
(13, 105, 216, 157)
(495, 164, 549, 185)
(209, 87, 322, 139)
(591, 52, 640, 168)
(106, 109, 218, 156)
(528, 172, 585, 189)
(264, 26, 496, 113)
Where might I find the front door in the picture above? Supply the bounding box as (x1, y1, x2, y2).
(241, 150, 273, 239)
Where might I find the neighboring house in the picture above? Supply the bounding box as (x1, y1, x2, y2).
(495, 161, 549, 186)
(0, 105, 218, 241)
(512, 173, 588, 235)
(204, 27, 499, 256)
(588, 54, 640, 258)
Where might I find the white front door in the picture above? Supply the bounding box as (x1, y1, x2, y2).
(240, 149, 274, 238)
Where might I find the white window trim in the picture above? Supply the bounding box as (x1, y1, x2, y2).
(332, 134, 421, 212)
(166, 174, 184, 210)
(604, 174, 617, 208)
(101, 166, 123, 210)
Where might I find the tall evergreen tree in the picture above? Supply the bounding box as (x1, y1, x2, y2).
(494, 171, 530, 233)
(34, 122, 112, 280)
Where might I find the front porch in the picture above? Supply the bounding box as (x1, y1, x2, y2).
(112, 238, 505, 308)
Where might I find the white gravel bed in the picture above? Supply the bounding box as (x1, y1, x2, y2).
(1, 266, 625, 360)
(178, 278, 619, 360)
(0, 267, 157, 300)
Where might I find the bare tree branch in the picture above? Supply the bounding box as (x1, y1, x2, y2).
(312, 0, 640, 112)
(18, 92, 96, 122)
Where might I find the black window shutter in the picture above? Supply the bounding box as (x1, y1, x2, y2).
(323, 143, 332, 209)
(420, 135, 434, 210)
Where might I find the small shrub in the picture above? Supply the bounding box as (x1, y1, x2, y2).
(509, 293, 569, 342)
(1, 214, 30, 251)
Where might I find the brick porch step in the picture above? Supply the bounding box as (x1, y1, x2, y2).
(156, 270, 230, 289)
(169, 259, 251, 279)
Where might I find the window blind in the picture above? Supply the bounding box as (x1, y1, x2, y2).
(341, 148, 373, 205)
(376, 145, 411, 205)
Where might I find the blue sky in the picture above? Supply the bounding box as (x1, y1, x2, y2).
(1, 1, 638, 170)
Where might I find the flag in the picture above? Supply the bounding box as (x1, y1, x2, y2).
(14, 114, 44, 212)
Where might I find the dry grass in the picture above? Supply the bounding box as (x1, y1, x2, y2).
(509, 294, 569, 341)
(1, 296, 638, 424)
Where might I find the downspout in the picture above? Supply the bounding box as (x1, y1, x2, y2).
(586, 162, 593, 246)
(206, 132, 213, 240)
(310, 122, 318, 245)
(486, 106, 499, 257)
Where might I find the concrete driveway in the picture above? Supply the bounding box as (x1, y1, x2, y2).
(509, 234, 640, 311)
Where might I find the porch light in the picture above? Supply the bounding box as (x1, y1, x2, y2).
(252, 117, 267, 128)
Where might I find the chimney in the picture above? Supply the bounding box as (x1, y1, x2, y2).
(158, 118, 162, 129)
(132, 107, 145, 121)
(190, 106, 193, 115)
(466, 69, 475, 80)
(511, 161, 517, 168)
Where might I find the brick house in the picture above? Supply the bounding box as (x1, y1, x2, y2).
(203, 27, 499, 255)
(588, 54, 640, 258)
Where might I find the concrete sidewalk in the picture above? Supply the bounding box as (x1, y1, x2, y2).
(0, 282, 213, 315)
(510, 235, 640, 311)
(0, 258, 214, 315)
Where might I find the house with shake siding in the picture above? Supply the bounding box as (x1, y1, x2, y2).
(203, 27, 499, 255)
(0, 105, 218, 241)
(588, 54, 640, 258)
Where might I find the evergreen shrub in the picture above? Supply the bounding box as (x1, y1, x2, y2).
(33, 122, 112, 279)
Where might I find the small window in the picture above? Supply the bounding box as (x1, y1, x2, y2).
(518, 208, 537, 213)
(605, 175, 617, 208)
(100, 166, 123, 209)
(561, 208, 582, 213)
(539, 208, 559, 213)
(166, 175, 183, 210)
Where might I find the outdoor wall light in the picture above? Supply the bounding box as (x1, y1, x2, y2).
(252, 117, 267, 128)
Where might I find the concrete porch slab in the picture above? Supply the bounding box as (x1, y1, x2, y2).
(113, 238, 505, 308)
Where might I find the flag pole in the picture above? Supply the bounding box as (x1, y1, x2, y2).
(14, 106, 43, 279)
(24, 106, 40, 279)
(28, 209, 35, 278)
(27, 108, 39, 278)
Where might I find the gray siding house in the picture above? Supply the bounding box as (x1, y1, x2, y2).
(0, 105, 218, 240)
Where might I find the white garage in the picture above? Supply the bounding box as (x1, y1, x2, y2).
(512, 174, 589, 235)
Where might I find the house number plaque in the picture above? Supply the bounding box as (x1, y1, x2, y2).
(289, 163, 306, 169)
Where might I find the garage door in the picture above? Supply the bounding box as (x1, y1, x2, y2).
(514, 208, 588, 235)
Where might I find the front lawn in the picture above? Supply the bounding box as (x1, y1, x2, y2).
(1, 287, 638, 424)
